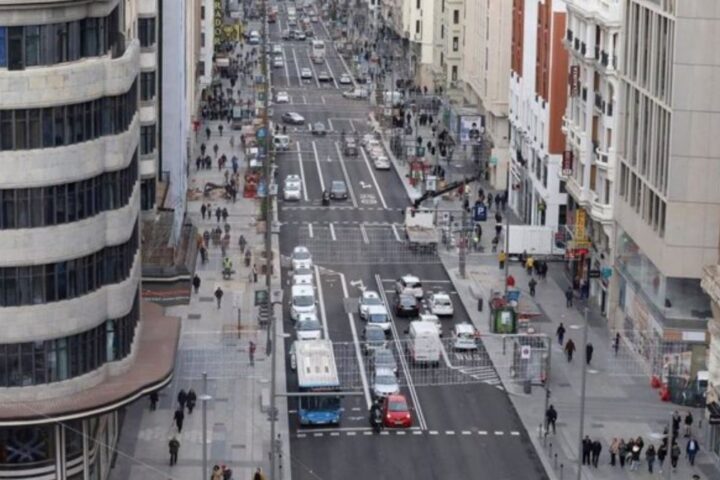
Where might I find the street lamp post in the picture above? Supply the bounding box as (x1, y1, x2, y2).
(200, 371, 212, 479)
(576, 308, 589, 480)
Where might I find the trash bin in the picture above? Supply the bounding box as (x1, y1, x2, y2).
(477, 298, 483, 312)
(523, 379, 532, 394)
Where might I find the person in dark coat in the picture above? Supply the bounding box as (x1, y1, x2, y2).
(192, 274, 201, 294)
(545, 405, 557, 434)
(564, 339, 576, 362)
(565, 286, 574, 307)
(645, 444, 656, 473)
(657, 442, 667, 472)
(582, 436, 592, 465)
(149, 391, 159, 410)
(585, 343, 594, 365)
(556, 323, 566, 345)
(177, 389, 187, 411)
(186, 389, 197, 414)
(201, 203, 207, 219)
(591, 440, 602, 467)
(215, 207, 222, 222)
(174, 408, 185, 432)
(168, 436, 180, 466)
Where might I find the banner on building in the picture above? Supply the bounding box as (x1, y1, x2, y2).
(562, 150, 573, 175)
(460, 115, 484, 144)
(214, 0, 224, 46)
(569, 65, 580, 97)
(574, 209, 587, 243)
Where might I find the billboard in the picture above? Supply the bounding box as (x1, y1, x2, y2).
(460, 115, 484, 144)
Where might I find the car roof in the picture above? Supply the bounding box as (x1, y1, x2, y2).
(297, 312, 318, 322)
(291, 285, 314, 296)
(386, 393, 407, 403)
(362, 290, 380, 299)
(286, 174, 301, 181)
(401, 274, 421, 283)
(454, 323, 475, 334)
(374, 368, 395, 376)
(432, 292, 450, 299)
(332, 180, 346, 186)
(293, 245, 309, 253)
(366, 305, 387, 314)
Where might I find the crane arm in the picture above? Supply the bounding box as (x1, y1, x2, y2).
(411, 174, 481, 209)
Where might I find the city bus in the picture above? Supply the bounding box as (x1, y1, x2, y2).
(295, 339, 342, 425)
(311, 40, 326, 64)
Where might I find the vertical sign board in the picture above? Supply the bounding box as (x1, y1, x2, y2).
(569, 65, 580, 97)
(214, 0, 224, 46)
(575, 209, 587, 243)
(562, 150, 574, 176)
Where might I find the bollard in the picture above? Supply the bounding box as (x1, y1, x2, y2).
(538, 423, 543, 439)
(554, 453, 558, 469)
(503, 336, 506, 355)
(549, 442, 553, 458)
(560, 463, 564, 480)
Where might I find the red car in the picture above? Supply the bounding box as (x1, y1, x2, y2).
(382, 394, 412, 428)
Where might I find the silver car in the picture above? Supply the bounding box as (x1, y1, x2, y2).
(363, 325, 387, 355)
(372, 368, 400, 398)
(370, 348, 398, 375)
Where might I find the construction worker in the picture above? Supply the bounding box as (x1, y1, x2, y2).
(498, 250, 507, 270)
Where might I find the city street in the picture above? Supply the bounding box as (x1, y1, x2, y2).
(270, 5, 549, 480)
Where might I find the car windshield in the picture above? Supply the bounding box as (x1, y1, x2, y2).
(368, 313, 388, 324)
(388, 400, 408, 412)
(457, 332, 474, 339)
(407, 281, 422, 289)
(363, 295, 382, 306)
(298, 320, 321, 330)
(366, 328, 384, 341)
(293, 251, 310, 260)
(331, 181, 346, 190)
(435, 298, 451, 306)
(399, 296, 415, 306)
(374, 351, 394, 364)
(293, 295, 314, 307)
(375, 374, 396, 385)
(294, 267, 312, 277)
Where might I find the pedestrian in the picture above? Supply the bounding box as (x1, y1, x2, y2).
(177, 389, 187, 411)
(657, 442, 667, 472)
(672, 410, 681, 439)
(585, 342, 594, 365)
(196, 155, 202, 171)
(168, 436, 180, 466)
(591, 439, 602, 468)
(686, 436, 699, 465)
(221, 464, 233, 480)
(192, 274, 201, 294)
(149, 391, 159, 411)
(213, 143, 219, 158)
(506, 274, 515, 288)
(206, 127, 211, 140)
(582, 436, 592, 465)
(670, 441, 680, 470)
(525, 255, 534, 275)
(684, 411, 694, 437)
(214, 286, 224, 309)
(609, 437, 619, 466)
(253, 467, 266, 480)
(218, 124, 224, 136)
(545, 405, 557, 434)
(498, 250, 506, 269)
(645, 444, 656, 473)
(613, 332, 620, 356)
(211, 465, 223, 480)
(252, 264, 258, 283)
(564, 339, 576, 362)
(556, 323, 566, 346)
(221, 207, 228, 222)
(173, 407, 185, 432)
(249, 340, 256, 366)
(528, 278, 537, 297)
(201, 203, 207, 220)
(186, 389, 197, 414)
(618, 439, 627, 468)
(565, 286, 574, 307)
(630, 443, 641, 471)
(215, 207, 222, 223)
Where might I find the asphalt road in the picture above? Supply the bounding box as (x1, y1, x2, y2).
(269, 5, 548, 479)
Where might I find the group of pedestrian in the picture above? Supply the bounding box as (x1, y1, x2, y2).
(210, 464, 234, 480)
(581, 436, 605, 468)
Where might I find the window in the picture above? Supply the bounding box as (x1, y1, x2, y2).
(138, 17, 156, 47)
(453, 10, 460, 24)
(452, 36, 459, 52)
(0, 27, 6, 67)
(24, 26, 40, 66)
(451, 65, 458, 81)
(416, 21, 420, 34)
(82, 17, 98, 57)
(141, 125, 156, 154)
(8, 26, 23, 70)
(140, 71, 156, 101)
(416, 0, 421, 8)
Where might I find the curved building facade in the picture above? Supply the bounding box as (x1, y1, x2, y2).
(0, 1, 178, 479)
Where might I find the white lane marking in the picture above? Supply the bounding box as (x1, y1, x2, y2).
(306, 50, 321, 88)
(297, 426, 371, 434)
(283, 48, 291, 82)
(330, 432, 340, 437)
(363, 431, 373, 436)
(379, 431, 390, 436)
(311, 141, 326, 192)
(291, 48, 302, 86)
(360, 224, 369, 244)
(349, 119, 356, 132)
(392, 224, 402, 242)
(510, 431, 521, 436)
(358, 145, 388, 209)
(478, 431, 488, 435)
(297, 434, 307, 438)
(335, 37, 357, 88)
(321, 96, 326, 104)
(324, 57, 339, 89)
(308, 223, 314, 238)
(347, 432, 357, 436)
(313, 433, 323, 437)
(335, 142, 359, 208)
(429, 431, 438, 435)
(339, 273, 372, 409)
(446, 431, 455, 435)
(376, 274, 428, 431)
(461, 431, 472, 435)
(494, 431, 504, 436)
(380, 278, 452, 284)
(296, 141, 309, 201)
(396, 431, 406, 435)
(314, 266, 329, 339)
(329, 223, 336, 241)
(327, 118, 334, 132)
(413, 431, 423, 435)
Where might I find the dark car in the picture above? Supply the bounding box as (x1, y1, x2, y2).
(395, 293, 419, 317)
(329, 180, 348, 200)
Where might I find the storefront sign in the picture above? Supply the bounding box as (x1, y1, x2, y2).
(569, 65, 580, 97)
(562, 150, 574, 175)
(214, 0, 224, 46)
(574, 209, 587, 243)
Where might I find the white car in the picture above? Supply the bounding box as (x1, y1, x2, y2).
(373, 155, 391, 170)
(290, 284, 316, 321)
(372, 368, 400, 398)
(359, 290, 384, 319)
(364, 139, 381, 151)
(396, 275, 423, 299)
(291, 246, 313, 270)
(339, 73, 352, 85)
(276, 91, 290, 103)
(283, 174, 302, 201)
(292, 266, 314, 285)
(368, 146, 385, 159)
(295, 313, 323, 340)
(300, 67, 313, 79)
(452, 322, 478, 350)
(418, 313, 443, 336)
(365, 305, 391, 332)
(273, 57, 284, 68)
(429, 292, 454, 317)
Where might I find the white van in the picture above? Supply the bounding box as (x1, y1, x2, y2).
(407, 321, 441, 366)
(290, 285, 316, 321)
(248, 30, 261, 44)
(273, 134, 290, 151)
(452, 323, 478, 350)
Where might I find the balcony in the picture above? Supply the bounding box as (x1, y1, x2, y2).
(594, 150, 610, 170)
(590, 196, 613, 223)
(565, 176, 592, 207)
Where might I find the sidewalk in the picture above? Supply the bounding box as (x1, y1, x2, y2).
(377, 118, 718, 480)
(111, 15, 290, 480)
